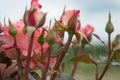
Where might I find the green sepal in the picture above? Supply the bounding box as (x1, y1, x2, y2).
(37, 13, 47, 28)
(8, 19, 17, 37)
(45, 29, 56, 46)
(38, 30, 45, 45)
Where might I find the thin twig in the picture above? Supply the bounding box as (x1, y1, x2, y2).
(98, 58, 113, 80)
(98, 34, 113, 80)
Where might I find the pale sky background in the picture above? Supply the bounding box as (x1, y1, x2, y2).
(0, 0, 120, 43)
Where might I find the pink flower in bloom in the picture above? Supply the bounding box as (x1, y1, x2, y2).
(1, 20, 26, 49)
(0, 20, 48, 56)
(75, 24, 94, 42)
(80, 25, 94, 42)
(0, 20, 49, 68)
(61, 10, 81, 30)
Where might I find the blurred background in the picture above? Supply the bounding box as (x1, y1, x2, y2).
(0, 0, 120, 43)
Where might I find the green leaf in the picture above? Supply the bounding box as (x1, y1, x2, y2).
(38, 30, 45, 45)
(63, 48, 75, 63)
(8, 19, 17, 37)
(56, 73, 76, 80)
(31, 68, 42, 78)
(72, 54, 96, 65)
(46, 42, 64, 57)
(113, 50, 120, 62)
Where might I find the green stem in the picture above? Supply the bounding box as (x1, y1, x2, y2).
(50, 34, 73, 80)
(98, 58, 113, 80)
(98, 33, 113, 80)
(14, 37, 24, 80)
(25, 31, 35, 80)
(108, 34, 112, 60)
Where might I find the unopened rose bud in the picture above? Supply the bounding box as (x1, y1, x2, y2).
(26, 9, 46, 28)
(61, 10, 80, 34)
(8, 19, 17, 37)
(46, 29, 58, 46)
(68, 14, 78, 31)
(23, 0, 46, 28)
(105, 13, 114, 34)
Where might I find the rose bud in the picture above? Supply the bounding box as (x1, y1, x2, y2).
(105, 13, 114, 34)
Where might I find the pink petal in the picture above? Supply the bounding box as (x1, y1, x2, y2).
(83, 25, 94, 36)
(31, 0, 42, 10)
(16, 33, 29, 51)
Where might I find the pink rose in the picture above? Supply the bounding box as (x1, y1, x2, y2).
(75, 24, 94, 42)
(81, 25, 94, 42)
(82, 25, 94, 36)
(61, 10, 80, 31)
